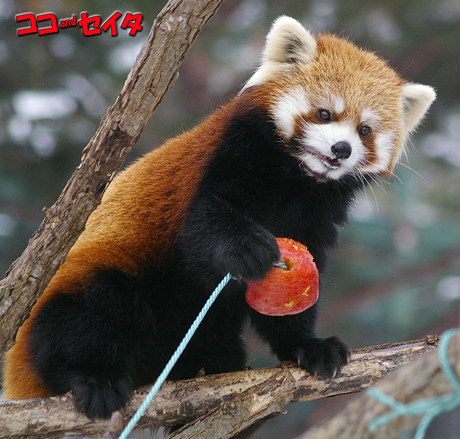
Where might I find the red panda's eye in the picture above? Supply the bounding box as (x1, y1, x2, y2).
(318, 110, 332, 122)
(359, 126, 371, 137)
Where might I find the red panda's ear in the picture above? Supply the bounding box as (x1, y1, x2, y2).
(242, 16, 317, 91)
(262, 16, 317, 66)
(401, 83, 436, 134)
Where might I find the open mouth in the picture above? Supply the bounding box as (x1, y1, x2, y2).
(305, 147, 341, 170)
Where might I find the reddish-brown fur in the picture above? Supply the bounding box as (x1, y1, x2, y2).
(3, 100, 242, 399)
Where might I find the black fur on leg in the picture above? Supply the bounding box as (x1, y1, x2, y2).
(71, 374, 133, 420)
(295, 336, 351, 378)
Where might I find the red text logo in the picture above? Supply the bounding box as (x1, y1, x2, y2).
(16, 11, 143, 37)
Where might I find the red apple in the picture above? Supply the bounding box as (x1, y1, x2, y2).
(245, 237, 319, 316)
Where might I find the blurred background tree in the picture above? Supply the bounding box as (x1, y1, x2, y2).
(1, 0, 459, 438)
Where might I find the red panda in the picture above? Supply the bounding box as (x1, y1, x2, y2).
(4, 16, 435, 422)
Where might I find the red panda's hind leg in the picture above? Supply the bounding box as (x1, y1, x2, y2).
(70, 374, 133, 420)
(25, 268, 147, 419)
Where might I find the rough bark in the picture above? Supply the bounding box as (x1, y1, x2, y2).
(295, 332, 460, 439)
(0, 337, 438, 439)
(0, 0, 225, 355)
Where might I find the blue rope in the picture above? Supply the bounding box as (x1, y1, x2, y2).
(118, 272, 234, 439)
(368, 328, 460, 439)
(273, 261, 288, 270)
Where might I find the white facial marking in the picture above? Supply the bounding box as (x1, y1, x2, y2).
(299, 121, 364, 180)
(361, 132, 395, 173)
(273, 88, 310, 139)
(273, 93, 398, 179)
(361, 108, 381, 127)
(316, 94, 345, 115)
(333, 96, 345, 115)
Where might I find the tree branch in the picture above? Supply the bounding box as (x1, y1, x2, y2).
(295, 332, 459, 439)
(0, 337, 438, 439)
(0, 0, 225, 356)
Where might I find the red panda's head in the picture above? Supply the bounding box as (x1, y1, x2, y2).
(242, 16, 436, 181)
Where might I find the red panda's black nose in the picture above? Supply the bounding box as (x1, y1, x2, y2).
(331, 142, 352, 160)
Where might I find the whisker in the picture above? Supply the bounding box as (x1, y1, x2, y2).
(385, 168, 403, 184)
(366, 183, 380, 215)
(396, 161, 428, 184)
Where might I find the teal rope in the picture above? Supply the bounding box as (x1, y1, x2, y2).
(368, 328, 460, 439)
(118, 261, 291, 437)
(118, 272, 234, 439)
(273, 261, 288, 270)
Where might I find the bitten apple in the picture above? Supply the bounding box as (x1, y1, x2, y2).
(245, 237, 319, 316)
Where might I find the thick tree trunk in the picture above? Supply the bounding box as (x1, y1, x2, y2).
(0, 0, 225, 355)
(0, 338, 438, 438)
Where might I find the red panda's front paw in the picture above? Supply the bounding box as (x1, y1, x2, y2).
(295, 336, 351, 378)
(220, 228, 280, 282)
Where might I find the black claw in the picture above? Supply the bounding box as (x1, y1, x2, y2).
(295, 336, 350, 379)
